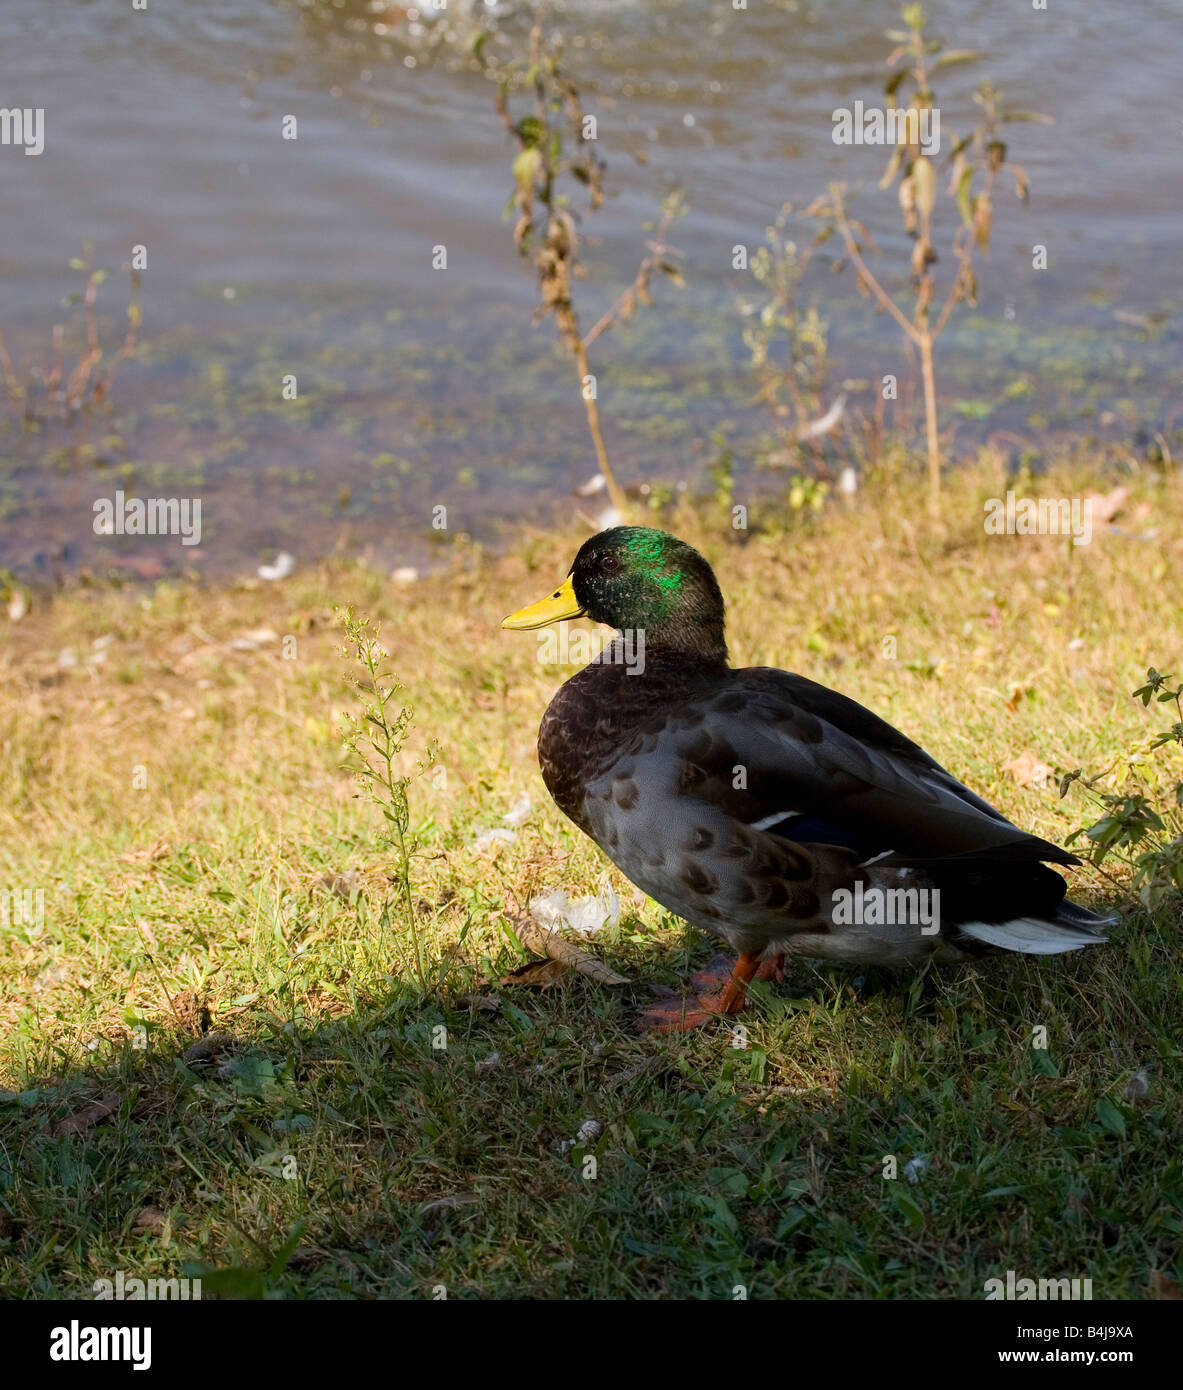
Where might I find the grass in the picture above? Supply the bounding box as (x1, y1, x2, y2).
(0, 454, 1180, 1299)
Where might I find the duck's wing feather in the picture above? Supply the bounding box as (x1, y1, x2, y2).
(656, 667, 1077, 866)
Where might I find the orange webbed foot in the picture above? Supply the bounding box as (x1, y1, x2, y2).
(636, 951, 773, 1033)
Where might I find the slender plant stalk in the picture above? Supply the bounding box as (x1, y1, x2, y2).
(808, 5, 1038, 517)
(489, 6, 685, 523)
(918, 335, 940, 512)
(0, 243, 141, 421)
(572, 337, 628, 517)
(342, 612, 427, 994)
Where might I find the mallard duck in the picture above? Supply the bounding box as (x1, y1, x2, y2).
(502, 527, 1110, 1031)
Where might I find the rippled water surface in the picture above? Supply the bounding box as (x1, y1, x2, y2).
(1, 0, 1178, 576)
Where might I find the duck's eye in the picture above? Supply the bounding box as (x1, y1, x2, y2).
(601, 554, 619, 573)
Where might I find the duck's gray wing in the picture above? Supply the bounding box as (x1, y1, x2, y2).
(637, 667, 1078, 867)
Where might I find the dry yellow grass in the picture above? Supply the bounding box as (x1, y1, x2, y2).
(0, 457, 1179, 1298)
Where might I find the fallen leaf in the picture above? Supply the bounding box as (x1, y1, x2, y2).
(169, 991, 210, 1035)
(52, 1091, 129, 1137)
(134, 1206, 167, 1232)
(117, 839, 171, 865)
(1152, 1270, 1183, 1300)
(1003, 683, 1035, 712)
(181, 1032, 240, 1067)
(316, 870, 360, 899)
(1003, 750, 1054, 789)
(500, 958, 570, 989)
(604, 1056, 664, 1090)
(229, 627, 279, 652)
(457, 993, 502, 1013)
(418, 1193, 477, 1215)
(107, 556, 166, 580)
(508, 913, 631, 986)
(1084, 485, 1129, 526)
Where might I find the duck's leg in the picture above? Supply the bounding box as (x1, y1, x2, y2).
(637, 951, 767, 1032)
(691, 950, 784, 990)
(755, 953, 786, 983)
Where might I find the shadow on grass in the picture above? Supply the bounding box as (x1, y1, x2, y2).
(2, 892, 1179, 1301)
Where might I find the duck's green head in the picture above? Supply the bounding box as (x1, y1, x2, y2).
(502, 526, 727, 660)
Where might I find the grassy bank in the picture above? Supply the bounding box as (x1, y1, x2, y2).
(1, 456, 1181, 1299)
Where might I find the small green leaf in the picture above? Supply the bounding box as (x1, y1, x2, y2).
(512, 146, 542, 192)
(951, 399, 992, 419)
(1096, 1097, 1127, 1138)
(955, 166, 975, 225)
(187, 1265, 266, 1299)
(266, 1219, 306, 1280)
(894, 1190, 925, 1228)
(912, 154, 936, 218)
(933, 49, 984, 69)
(708, 1166, 750, 1199)
(1032, 1048, 1059, 1078)
(515, 115, 544, 149)
(775, 1206, 807, 1238)
(501, 1000, 534, 1033)
(694, 1194, 739, 1234)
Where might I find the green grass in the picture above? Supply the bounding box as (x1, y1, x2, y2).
(1, 457, 1181, 1298)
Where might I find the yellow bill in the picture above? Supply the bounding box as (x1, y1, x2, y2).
(501, 574, 585, 630)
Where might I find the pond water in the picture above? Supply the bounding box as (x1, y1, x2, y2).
(1, 0, 1177, 579)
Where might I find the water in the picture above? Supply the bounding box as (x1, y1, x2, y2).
(1, 0, 1177, 578)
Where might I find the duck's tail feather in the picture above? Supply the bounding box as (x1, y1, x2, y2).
(1054, 898, 1119, 930)
(959, 900, 1113, 956)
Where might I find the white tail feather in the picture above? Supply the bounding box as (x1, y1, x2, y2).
(960, 917, 1108, 955)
